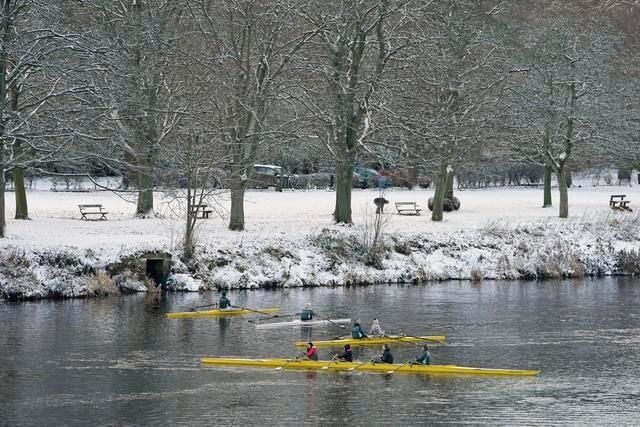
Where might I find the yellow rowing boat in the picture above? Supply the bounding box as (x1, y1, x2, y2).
(200, 357, 539, 376)
(166, 308, 279, 319)
(294, 335, 446, 348)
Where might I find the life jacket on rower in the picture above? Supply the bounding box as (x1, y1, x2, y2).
(305, 342, 318, 361)
(301, 303, 314, 321)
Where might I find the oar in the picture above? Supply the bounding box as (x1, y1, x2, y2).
(315, 312, 348, 329)
(229, 304, 279, 317)
(386, 359, 413, 375)
(189, 303, 218, 311)
(347, 359, 374, 372)
(383, 333, 444, 345)
(275, 354, 304, 371)
(321, 355, 338, 370)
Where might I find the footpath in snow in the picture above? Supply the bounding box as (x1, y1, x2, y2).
(1, 180, 639, 300)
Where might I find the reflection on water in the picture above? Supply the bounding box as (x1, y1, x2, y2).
(1, 278, 640, 425)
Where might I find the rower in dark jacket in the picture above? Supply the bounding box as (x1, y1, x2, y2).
(374, 344, 394, 364)
(301, 303, 314, 321)
(351, 319, 368, 339)
(336, 344, 353, 362)
(218, 290, 231, 309)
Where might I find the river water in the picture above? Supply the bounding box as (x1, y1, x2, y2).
(1, 278, 639, 426)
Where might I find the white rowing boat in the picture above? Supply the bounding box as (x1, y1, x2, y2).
(254, 317, 352, 329)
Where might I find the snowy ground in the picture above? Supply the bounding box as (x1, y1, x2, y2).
(4, 178, 640, 247)
(2, 175, 640, 299)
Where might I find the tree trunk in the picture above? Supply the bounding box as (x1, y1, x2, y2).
(229, 179, 246, 231)
(542, 164, 552, 208)
(136, 171, 154, 217)
(407, 166, 417, 189)
(407, 151, 419, 189)
(0, 165, 5, 238)
(184, 182, 195, 260)
(334, 161, 353, 224)
(445, 168, 455, 200)
(13, 167, 29, 219)
(431, 163, 448, 222)
(558, 166, 569, 218)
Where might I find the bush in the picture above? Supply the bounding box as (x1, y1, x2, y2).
(87, 271, 119, 297)
(617, 249, 640, 275)
(470, 267, 483, 282)
(288, 173, 333, 189)
(4, 248, 31, 270)
(393, 238, 412, 256)
(312, 229, 364, 267)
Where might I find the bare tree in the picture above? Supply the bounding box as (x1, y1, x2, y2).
(90, 0, 185, 217)
(397, 0, 506, 221)
(1, 0, 94, 237)
(186, 0, 316, 231)
(296, 0, 410, 224)
(504, 4, 617, 218)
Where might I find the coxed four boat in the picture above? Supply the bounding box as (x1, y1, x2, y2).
(294, 335, 446, 347)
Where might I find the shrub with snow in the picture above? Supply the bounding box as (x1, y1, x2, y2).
(165, 273, 202, 292)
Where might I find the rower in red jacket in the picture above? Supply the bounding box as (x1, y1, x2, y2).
(304, 342, 318, 361)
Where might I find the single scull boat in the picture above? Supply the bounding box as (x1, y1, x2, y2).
(254, 318, 352, 328)
(200, 357, 539, 376)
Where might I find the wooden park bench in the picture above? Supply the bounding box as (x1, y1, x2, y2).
(395, 201, 422, 216)
(609, 194, 633, 212)
(78, 204, 108, 220)
(189, 203, 213, 219)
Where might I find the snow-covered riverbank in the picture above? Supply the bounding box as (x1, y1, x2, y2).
(1, 183, 639, 300)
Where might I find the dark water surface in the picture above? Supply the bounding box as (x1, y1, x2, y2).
(1, 278, 639, 426)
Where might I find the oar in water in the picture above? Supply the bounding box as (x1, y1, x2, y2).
(315, 312, 349, 329)
(347, 359, 374, 372)
(386, 359, 413, 375)
(321, 355, 338, 370)
(275, 354, 305, 371)
(248, 313, 286, 323)
(229, 304, 279, 317)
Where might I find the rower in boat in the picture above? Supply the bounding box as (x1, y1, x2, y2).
(300, 303, 314, 321)
(218, 290, 231, 310)
(351, 319, 368, 339)
(304, 342, 319, 361)
(369, 318, 385, 337)
(336, 344, 353, 362)
(413, 345, 431, 365)
(373, 344, 394, 364)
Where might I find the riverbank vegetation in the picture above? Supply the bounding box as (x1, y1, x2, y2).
(2, 195, 639, 300)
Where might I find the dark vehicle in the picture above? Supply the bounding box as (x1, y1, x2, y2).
(354, 166, 391, 188)
(250, 164, 289, 189)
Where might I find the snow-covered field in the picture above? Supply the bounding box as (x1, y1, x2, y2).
(2, 176, 640, 300)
